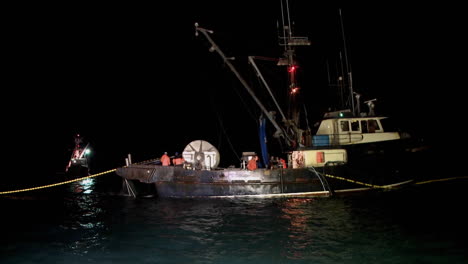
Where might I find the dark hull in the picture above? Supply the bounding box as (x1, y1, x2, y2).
(66, 164, 89, 178)
(116, 163, 412, 198)
(313, 137, 433, 184)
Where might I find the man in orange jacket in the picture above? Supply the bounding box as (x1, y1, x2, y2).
(279, 157, 287, 168)
(173, 152, 185, 166)
(160, 152, 171, 166)
(247, 155, 258, 171)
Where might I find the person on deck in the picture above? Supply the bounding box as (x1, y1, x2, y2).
(161, 152, 171, 166)
(269, 156, 278, 169)
(279, 157, 287, 169)
(247, 155, 258, 171)
(173, 152, 185, 167)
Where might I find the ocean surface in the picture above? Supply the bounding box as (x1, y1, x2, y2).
(1, 173, 467, 264)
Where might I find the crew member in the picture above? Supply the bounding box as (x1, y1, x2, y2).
(173, 152, 185, 167)
(279, 157, 287, 168)
(269, 156, 277, 169)
(247, 155, 258, 171)
(161, 152, 171, 166)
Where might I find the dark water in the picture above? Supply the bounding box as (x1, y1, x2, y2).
(1, 175, 467, 264)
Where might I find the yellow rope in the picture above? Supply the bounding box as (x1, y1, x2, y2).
(0, 169, 116, 195)
(322, 173, 388, 189)
(323, 172, 467, 189)
(0, 157, 160, 195)
(415, 176, 468, 185)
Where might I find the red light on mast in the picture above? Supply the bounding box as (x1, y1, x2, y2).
(288, 65, 297, 73)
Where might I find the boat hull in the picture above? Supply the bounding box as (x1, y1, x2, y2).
(116, 163, 412, 198)
(311, 136, 432, 181)
(66, 164, 89, 178)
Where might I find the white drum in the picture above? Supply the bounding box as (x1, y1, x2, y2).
(182, 140, 220, 169)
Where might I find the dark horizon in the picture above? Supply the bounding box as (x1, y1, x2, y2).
(4, 2, 465, 177)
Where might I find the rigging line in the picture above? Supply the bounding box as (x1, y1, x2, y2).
(124, 179, 136, 198)
(213, 103, 241, 162)
(339, 9, 351, 77)
(284, 0, 292, 37)
(339, 51, 346, 109)
(279, 0, 286, 50)
(208, 92, 224, 153)
(249, 56, 287, 122)
(339, 8, 355, 114)
(326, 59, 331, 87)
(216, 118, 223, 152)
(303, 105, 311, 131)
(228, 68, 258, 122)
(308, 167, 332, 194)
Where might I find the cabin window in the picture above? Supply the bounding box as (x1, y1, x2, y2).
(361, 120, 368, 133)
(368, 119, 380, 133)
(351, 120, 360, 131)
(340, 121, 349, 132)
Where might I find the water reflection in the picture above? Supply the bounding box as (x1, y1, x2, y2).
(277, 197, 355, 261)
(61, 178, 108, 256)
(70, 178, 95, 194)
(279, 198, 315, 259)
(3, 182, 467, 264)
(116, 197, 355, 263)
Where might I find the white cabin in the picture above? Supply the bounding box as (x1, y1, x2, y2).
(314, 116, 400, 146)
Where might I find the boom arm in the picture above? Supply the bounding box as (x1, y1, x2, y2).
(195, 23, 292, 145)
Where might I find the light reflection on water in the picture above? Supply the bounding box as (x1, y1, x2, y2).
(1, 178, 468, 263)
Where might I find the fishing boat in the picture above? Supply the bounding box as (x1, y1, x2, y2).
(65, 134, 91, 177)
(116, 3, 420, 198)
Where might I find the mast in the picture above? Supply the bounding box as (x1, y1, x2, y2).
(339, 8, 356, 115)
(195, 0, 312, 149)
(277, 0, 311, 147)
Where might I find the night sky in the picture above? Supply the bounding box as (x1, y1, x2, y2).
(4, 1, 465, 177)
